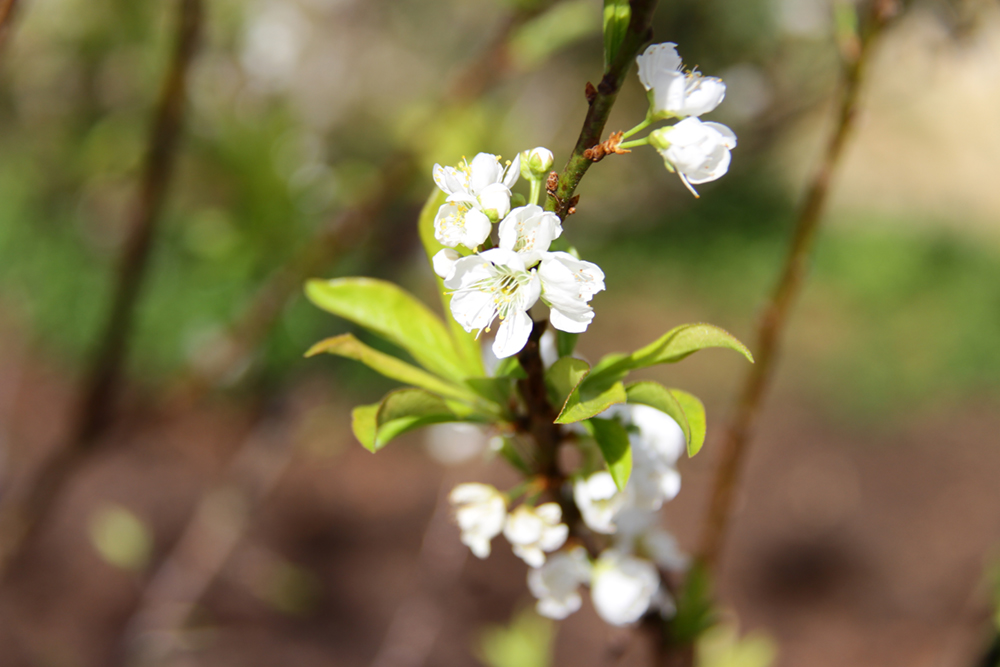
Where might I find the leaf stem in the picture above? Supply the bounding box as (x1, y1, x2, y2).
(529, 178, 542, 207)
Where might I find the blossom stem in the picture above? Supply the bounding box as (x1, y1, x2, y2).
(697, 0, 899, 572)
(545, 0, 661, 220)
(618, 137, 650, 149)
(529, 178, 542, 207)
(620, 114, 653, 140)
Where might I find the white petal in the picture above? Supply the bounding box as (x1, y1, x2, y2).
(534, 502, 562, 525)
(462, 208, 493, 247)
(549, 302, 594, 334)
(469, 153, 502, 193)
(514, 544, 546, 568)
(538, 523, 569, 552)
(478, 183, 512, 220)
(432, 248, 461, 280)
(492, 307, 533, 359)
(636, 42, 681, 91)
(503, 153, 521, 189)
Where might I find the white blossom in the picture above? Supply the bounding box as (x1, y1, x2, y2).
(445, 248, 541, 359)
(591, 550, 662, 626)
(432, 153, 520, 248)
(497, 205, 563, 266)
(573, 472, 628, 534)
(627, 404, 685, 511)
(449, 483, 507, 559)
(503, 503, 569, 567)
(538, 252, 605, 334)
(612, 509, 689, 572)
(527, 546, 592, 619)
(636, 42, 727, 120)
(650, 118, 737, 197)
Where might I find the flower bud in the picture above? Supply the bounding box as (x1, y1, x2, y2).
(520, 147, 554, 180)
(648, 127, 672, 151)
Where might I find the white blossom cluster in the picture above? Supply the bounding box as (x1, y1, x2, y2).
(449, 403, 689, 627)
(430, 150, 605, 360)
(635, 42, 737, 197)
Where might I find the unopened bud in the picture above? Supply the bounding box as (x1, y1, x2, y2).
(521, 147, 554, 180)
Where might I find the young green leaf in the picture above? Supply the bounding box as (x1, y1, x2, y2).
(374, 388, 472, 451)
(555, 372, 626, 424)
(556, 331, 579, 358)
(603, 0, 631, 71)
(352, 403, 380, 453)
(585, 323, 753, 389)
(625, 381, 707, 457)
(585, 417, 632, 491)
(306, 334, 476, 403)
(305, 277, 471, 381)
(417, 188, 485, 376)
(545, 356, 590, 408)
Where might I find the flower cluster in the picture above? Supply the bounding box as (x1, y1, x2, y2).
(449, 402, 689, 627)
(431, 150, 605, 359)
(631, 42, 737, 197)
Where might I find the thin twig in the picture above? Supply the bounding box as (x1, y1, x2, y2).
(0, 0, 203, 580)
(545, 0, 660, 220)
(0, 0, 17, 54)
(120, 410, 294, 667)
(697, 0, 900, 572)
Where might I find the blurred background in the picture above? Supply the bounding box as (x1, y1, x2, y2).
(0, 0, 999, 665)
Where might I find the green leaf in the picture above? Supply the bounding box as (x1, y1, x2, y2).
(374, 389, 469, 451)
(352, 403, 380, 452)
(417, 188, 485, 377)
(603, 0, 631, 71)
(625, 381, 707, 457)
(306, 334, 476, 403)
(555, 372, 626, 424)
(494, 356, 528, 380)
(305, 276, 471, 381)
(545, 357, 590, 408)
(670, 561, 717, 645)
(556, 331, 578, 358)
(585, 417, 632, 491)
(586, 323, 753, 388)
(465, 376, 516, 409)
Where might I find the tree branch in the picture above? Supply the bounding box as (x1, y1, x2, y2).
(697, 0, 900, 572)
(0, 0, 203, 581)
(0, 0, 17, 55)
(545, 0, 660, 220)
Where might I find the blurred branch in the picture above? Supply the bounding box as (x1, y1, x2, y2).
(545, 0, 659, 220)
(171, 1, 557, 401)
(697, 0, 901, 572)
(121, 409, 294, 667)
(0, 0, 203, 580)
(0, 0, 17, 55)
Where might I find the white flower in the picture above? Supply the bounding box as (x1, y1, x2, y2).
(521, 147, 554, 179)
(503, 503, 569, 567)
(573, 472, 628, 534)
(449, 483, 507, 559)
(612, 509, 689, 572)
(497, 205, 563, 266)
(432, 153, 521, 248)
(627, 404, 684, 511)
(432, 248, 461, 280)
(445, 248, 541, 359)
(636, 42, 726, 119)
(643, 528, 689, 572)
(527, 546, 592, 619)
(538, 252, 605, 334)
(591, 550, 661, 626)
(650, 118, 737, 197)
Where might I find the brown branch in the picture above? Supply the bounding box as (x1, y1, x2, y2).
(0, 0, 203, 580)
(0, 0, 17, 54)
(545, 0, 660, 220)
(697, 0, 900, 572)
